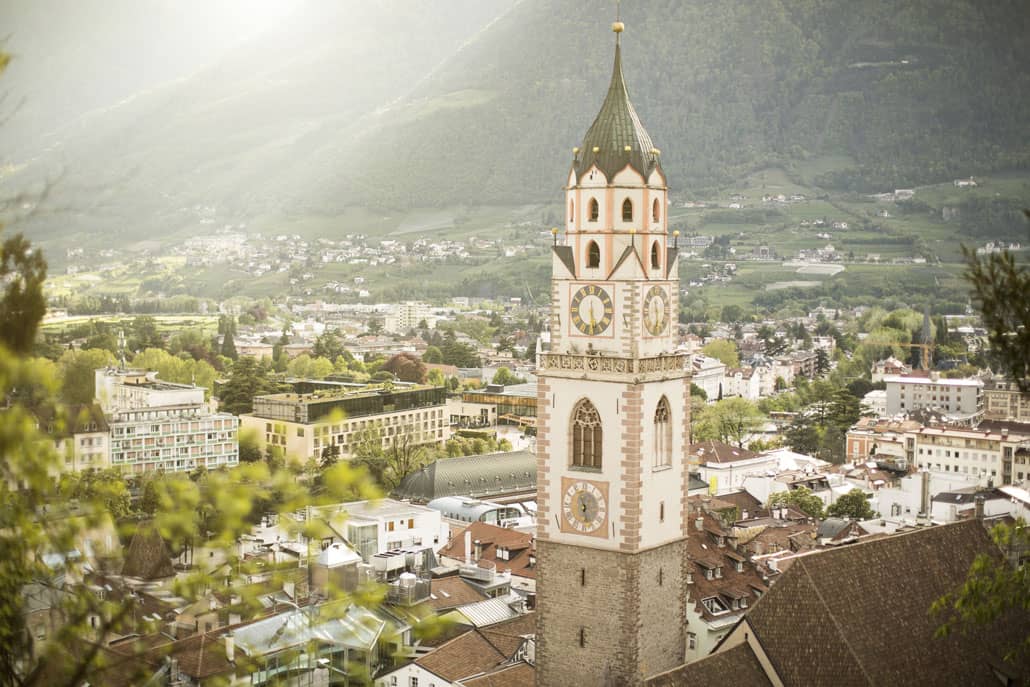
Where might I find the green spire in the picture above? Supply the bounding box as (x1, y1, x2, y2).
(573, 26, 660, 181)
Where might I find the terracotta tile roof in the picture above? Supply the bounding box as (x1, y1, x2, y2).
(708, 490, 766, 519)
(688, 441, 759, 465)
(744, 519, 1030, 686)
(685, 504, 767, 623)
(415, 629, 508, 682)
(460, 661, 536, 687)
(482, 611, 536, 637)
(646, 643, 771, 687)
(440, 522, 536, 579)
(428, 575, 490, 611)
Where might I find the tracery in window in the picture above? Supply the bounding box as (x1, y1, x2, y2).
(572, 399, 602, 469)
(653, 396, 672, 468)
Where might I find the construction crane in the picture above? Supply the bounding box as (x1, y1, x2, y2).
(879, 341, 935, 371)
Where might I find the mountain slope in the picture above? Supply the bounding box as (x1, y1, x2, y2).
(4, 0, 1029, 246)
(343, 0, 1030, 207)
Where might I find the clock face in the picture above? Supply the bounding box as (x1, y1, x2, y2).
(570, 284, 614, 335)
(643, 285, 669, 336)
(562, 479, 608, 535)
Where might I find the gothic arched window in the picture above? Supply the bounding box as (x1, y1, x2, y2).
(653, 396, 672, 469)
(589, 198, 599, 222)
(586, 241, 601, 269)
(622, 198, 633, 222)
(652, 198, 661, 223)
(569, 199, 575, 223)
(572, 399, 602, 469)
(651, 240, 661, 269)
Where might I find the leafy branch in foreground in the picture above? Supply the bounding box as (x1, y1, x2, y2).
(962, 210, 1030, 391)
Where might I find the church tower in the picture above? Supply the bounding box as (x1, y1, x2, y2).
(535, 16, 691, 687)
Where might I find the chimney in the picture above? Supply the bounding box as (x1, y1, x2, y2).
(225, 632, 235, 664)
(974, 495, 985, 522)
(464, 530, 472, 565)
(695, 516, 704, 531)
(473, 539, 484, 561)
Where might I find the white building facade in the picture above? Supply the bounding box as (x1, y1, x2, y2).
(96, 368, 238, 474)
(884, 374, 983, 419)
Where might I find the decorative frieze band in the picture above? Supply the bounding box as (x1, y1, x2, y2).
(539, 352, 688, 376)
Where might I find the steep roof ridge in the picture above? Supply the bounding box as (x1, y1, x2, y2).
(796, 556, 874, 685)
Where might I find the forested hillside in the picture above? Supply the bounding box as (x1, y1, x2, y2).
(344, 0, 1030, 207)
(3, 0, 1028, 243)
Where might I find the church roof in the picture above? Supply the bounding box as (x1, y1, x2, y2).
(572, 37, 660, 182)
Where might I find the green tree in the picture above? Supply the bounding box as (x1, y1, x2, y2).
(422, 345, 444, 364)
(769, 486, 824, 519)
(690, 383, 708, 401)
(57, 348, 116, 404)
(783, 415, 821, 455)
(238, 426, 263, 463)
(693, 397, 765, 448)
(720, 304, 743, 324)
(219, 356, 283, 415)
(827, 490, 875, 520)
(287, 354, 334, 380)
(964, 242, 1030, 390)
(129, 315, 163, 351)
(491, 367, 526, 386)
(219, 327, 236, 360)
(427, 368, 445, 387)
(0, 230, 47, 354)
(702, 339, 740, 368)
(313, 329, 345, 360)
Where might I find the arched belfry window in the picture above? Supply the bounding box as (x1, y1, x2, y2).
(622, 198, 633, 222)
(651, 241, 661, 269)
(654, 396, 672, 469)
(588, 198, 599, 222)
(653, 198, 661, 223)
(572, 399, 602, 469)
(569, 199, 575, 223)
(586, 241, 601, 269)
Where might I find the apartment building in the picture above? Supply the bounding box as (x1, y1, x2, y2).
(911, 425, 1030, 486)
(32, 403, 110, 475)
(240, 382, 447, 461)
(96, 368, 238, 474)
(884, 374, 983, 419)
(983, 375, 1030, 423)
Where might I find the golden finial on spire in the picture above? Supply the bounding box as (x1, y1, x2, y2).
(612, 0, 624, 33)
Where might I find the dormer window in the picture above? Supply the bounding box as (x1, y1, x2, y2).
(622, 198, 633, 222)
(715, 566, 723, 579)
(589, 198, 599, 222)
(735, 560, 744, 573)
(587, 241, 601, 269)
(701, 597, 730, 615)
